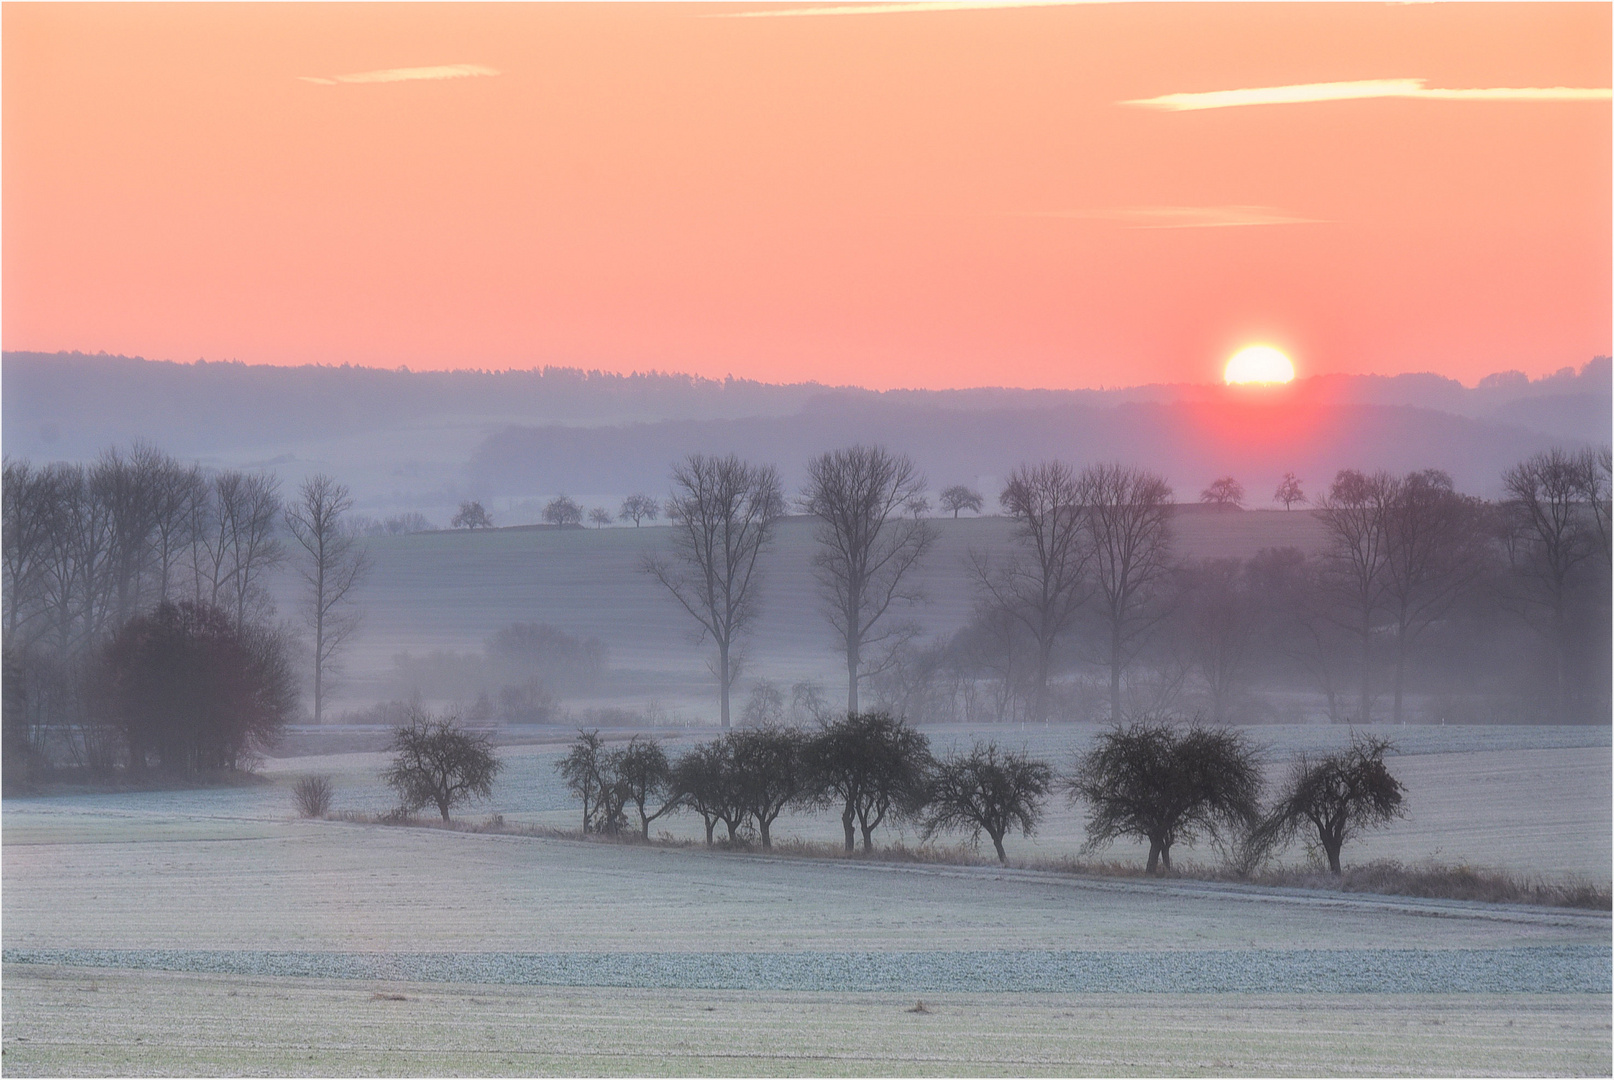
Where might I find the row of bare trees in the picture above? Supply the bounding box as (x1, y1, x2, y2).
(644, 444, 1610, 729)
(3, 444, 372, 774)
(553, 715, 1404, 871)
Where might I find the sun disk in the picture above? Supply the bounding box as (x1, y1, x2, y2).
(1224, 345, 1295, 385)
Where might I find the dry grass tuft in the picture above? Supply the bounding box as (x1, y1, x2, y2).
(907, 1000, 932, 1014)
(291, 775, 334, 818)
(369, 992, 409, 1001)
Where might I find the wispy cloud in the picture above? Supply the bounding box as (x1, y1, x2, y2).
(1124, 78, 1612, 112)
(299, 64, 500, 87)
(713, 1, 1082, 18)
(1021, 206, 1323, 229)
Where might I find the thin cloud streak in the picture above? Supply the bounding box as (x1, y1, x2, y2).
(715, 2, 1087, 18)
(299, 64, 500, 86)
(1018, 206, 1324, 229)
(1125, 78, 1612, 111)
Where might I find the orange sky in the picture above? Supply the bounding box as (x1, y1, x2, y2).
(4, 3, 1609, 390)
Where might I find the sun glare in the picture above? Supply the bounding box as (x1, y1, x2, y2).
(1223, 345, 1295, 385)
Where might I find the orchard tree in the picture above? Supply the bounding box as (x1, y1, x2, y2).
(381, 710, 501, 821)
(729, 726, 806, 848)
(543, 496, 584, 528)
(922, 742, 1053, 863)
(1274, 473, 1306, 510)
(939, 485, 984, 519)
(615, 735, 679, 840)
(556, 729, 607, 832)
(1070, 720, 1262, 873)
(1200, 476, 1245, 509)
(1252, 735, 1404, 873)
(803, 711, 932, 852)
(452, 501, 493, 529)
(619, 494, 660, 527)
(588, 507, 613, 528)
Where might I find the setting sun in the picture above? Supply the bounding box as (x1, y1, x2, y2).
(1224, 345, 1296, 385)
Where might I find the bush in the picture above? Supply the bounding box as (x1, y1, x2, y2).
(292, 775, 334, 818)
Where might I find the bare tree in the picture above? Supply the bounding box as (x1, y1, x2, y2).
(922, 742, 1052, 863)
(1379, 471, 1488, 724)
(452, 501, 493, 529)
(1312, 469, 1396, 723)
(543, 496, 583, 527)
(1251, 734, 1404, 873)
(1070, 720, 1262, 873)
(199, 471, 283, 629)
(1081, 463, 1175, 724)
(1501, 449, 1602, 720)
(645, 454, 783, 729)
(801, 445, 937, 713)
(284, 475, 370, 723)
(3, 459, 61, 646)
(1175, 558, 1258, 724)
(616, 735, 678, 839)
(382, 709, 501, 821)
(975, 461, 1091, 722)
(588, 507, 613, 528)
(556, 729, 607, 832)
(939, 485, 984, 519)
(1200, 476, 1245, 509)
(672, 737, 748, 845)
(1274, 472, 1306, 510)
(619, 494, 661, 527)
(802, 711, 931, 852)
(729, 725, 806, 848)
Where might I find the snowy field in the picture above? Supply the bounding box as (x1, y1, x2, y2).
(3, 722, 1610, 1075)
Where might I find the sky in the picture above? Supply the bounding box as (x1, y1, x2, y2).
(3, 2, 1609, 390)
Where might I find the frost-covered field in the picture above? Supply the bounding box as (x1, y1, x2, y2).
(4, 722, 1608, 1075)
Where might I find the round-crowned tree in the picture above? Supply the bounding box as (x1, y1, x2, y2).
(382, 709, 501, 821)
(1251, 735, 1405, 873)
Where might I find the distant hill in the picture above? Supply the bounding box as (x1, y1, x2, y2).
(3, 351, 1607, 520)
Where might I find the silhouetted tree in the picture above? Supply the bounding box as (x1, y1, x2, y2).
(802, 446, 936, 713)
(673, 737, 748, 844)
(922, 742, 1052, 863)
(1175, 558, 1258, 724)
(1082, 464, 1175, 723)
(1070, 720, 1262, 873)
(556, 728, 607, 833)
(588, 507, 613, 528)
(619, 493, 661, 527)
(382, 710, 500, 821)
(803, 711, 932, 852)
(1313, 469, 1396, 723)
(452, 501, 493, 529)
(615, 735, 678, 840)
(729, 725, 806, 848)
(1252, 735, 1404, 873)
(976, 461, 1092, 722)
(1379, 470, 1488, 724)
(1274, 473, 1306, 510)
(284, 475, 370, 723)
(1200, 477, 1245, 509)
(645, 454, 783, 729)
(1502, 448, 1605, 720)
(543, 496, 584, 527)
(939, 485, 984, 519)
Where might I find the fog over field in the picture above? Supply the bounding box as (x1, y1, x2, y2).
(4, 353, 1610, 1076)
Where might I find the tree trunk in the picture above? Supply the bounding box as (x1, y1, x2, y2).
(703, 815, 716, 846)
(438, 799, 451, 822)
(719, 639, 731, 731)
(1358, 611, 1373, 724)
(1146, 839, 1162, 873)
(861, 820, 876, 852)
(1323, 833, 1343, 874)
(846, 639, 860, 715)
(1109, 624, 1123, 725)
(1392, 624, 1407, 725)
(842, 805, 856, 852)
(1033, 640, 1052, 724)
(758, 818, 772, 849)
(991, 832, 1007, 863)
